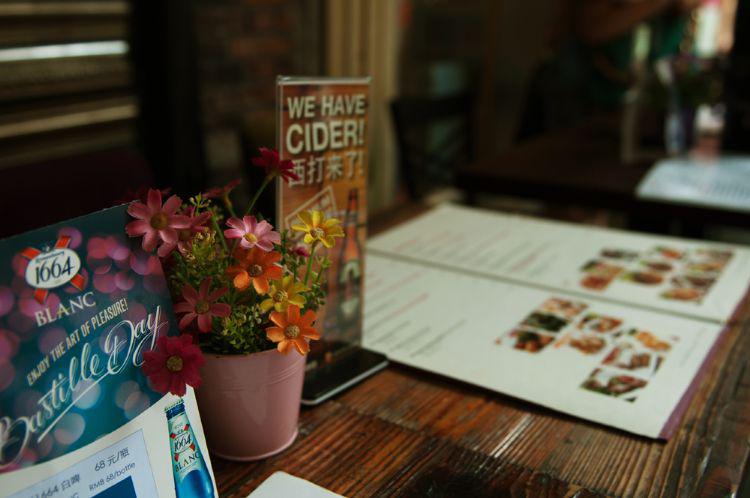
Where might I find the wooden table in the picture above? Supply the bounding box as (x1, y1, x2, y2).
(455, 116, 750, 229)
(213, 205, 750, 497)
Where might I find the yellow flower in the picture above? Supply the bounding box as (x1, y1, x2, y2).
(291, 210, 344, 248)
(260, 276, 307, 313)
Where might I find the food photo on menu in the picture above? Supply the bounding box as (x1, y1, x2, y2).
(2, 0, 750, 496)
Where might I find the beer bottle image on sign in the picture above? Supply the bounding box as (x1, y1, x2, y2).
(331, 189, 363, 342)
(166, 400, 215, 498)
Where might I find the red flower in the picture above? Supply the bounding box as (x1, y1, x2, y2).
(142, 334, 204, 396)
(125, 189, 191, 257)
(173, 278, 231, 333)
(292, 245, 310, 258)
(252, 147, 300, 183)
(204, 179, 241, 199)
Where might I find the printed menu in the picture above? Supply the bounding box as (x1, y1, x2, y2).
(363, 204, 750, 438)
(363, 254, 723, 438)
(367, 204, 750, 324)
(0, 205, 217, 497)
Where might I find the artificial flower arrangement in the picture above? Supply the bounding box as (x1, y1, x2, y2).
(127, 148, 344, 397)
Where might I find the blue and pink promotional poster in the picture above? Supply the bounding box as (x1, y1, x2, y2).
(0, 205, 217, 497)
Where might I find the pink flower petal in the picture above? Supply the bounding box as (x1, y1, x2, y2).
(182, 284, 199, 304)
(197, 314, 211, 332)
(179, 313, 196, 329)
(142, 230, 158, 252)
(207, 287, 227, 301)
(198, 279, 211, 299)
(173, 302, 193, 313)
(243, 216, 257, 233)
(146, 189, 162, 212)
(127, 202, 151, 220)
(159, 229, 177, 244)
(255, 240, 273, 252)
(162, 195, 182, 215)
(226, 217, 244, 231)
(256, 221, 272, 235)
(157, 241, 176, 258)
(224, 228, 244, 239)
(210, 303, 231, 317)
(170, 215, 191, 229)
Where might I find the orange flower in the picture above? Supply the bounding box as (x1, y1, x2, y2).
(226, 247, 282, 294)
(266, 305, 320, 355)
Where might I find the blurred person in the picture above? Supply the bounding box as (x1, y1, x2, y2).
(517, 0, 701, 141)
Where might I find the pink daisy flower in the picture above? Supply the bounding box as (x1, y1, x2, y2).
(125, 189, 191, 257)
(159, 207, 211, 256)
(224, 215, 280, 251)
(173, 278, 231, 333)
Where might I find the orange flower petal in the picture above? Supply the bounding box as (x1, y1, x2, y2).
(301, 326, 320, 340)
(266, 327, 285, 342)
(265, 266, 283, 281)
(277, 340, 292, 354)
(232, 271, 250, 291)
(292, 338, 310, 355)
(253, 277, 269, 294)
(287, 305, 300, 324)
(299, 309, 316, 328)
(270, 311, 287, 328)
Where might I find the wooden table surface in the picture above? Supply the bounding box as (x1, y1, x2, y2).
(213, 205, 750, 498)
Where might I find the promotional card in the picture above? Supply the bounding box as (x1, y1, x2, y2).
(0, 205, 217, 497)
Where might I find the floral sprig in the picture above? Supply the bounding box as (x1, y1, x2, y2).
(126, 148, 343, 396)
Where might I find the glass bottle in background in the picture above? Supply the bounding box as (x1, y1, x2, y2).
(166, 399, 215, 498)
(333, 189, 363, 343)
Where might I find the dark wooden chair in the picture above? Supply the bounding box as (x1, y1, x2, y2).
(390, 93, 475, 199)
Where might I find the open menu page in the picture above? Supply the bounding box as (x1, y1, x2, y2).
(362, 254, 724, 438)
(367, 204, 750, 324)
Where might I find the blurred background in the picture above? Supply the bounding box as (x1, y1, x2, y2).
(0, 0, 747, 241)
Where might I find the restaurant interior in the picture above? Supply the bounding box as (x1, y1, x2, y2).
(1, 1, 749, 497)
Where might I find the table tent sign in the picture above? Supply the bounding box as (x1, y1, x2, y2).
(0, 205, 218, 497)
(364, 204, 750, 439)
(276, 76, 369, 364)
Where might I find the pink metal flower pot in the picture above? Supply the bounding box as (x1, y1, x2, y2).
(195, 348, 305, 461)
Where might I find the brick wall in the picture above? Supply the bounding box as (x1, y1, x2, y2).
(193, 0, 323, 183)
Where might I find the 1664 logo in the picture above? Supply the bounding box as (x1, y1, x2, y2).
(21, 235, 85, 303)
